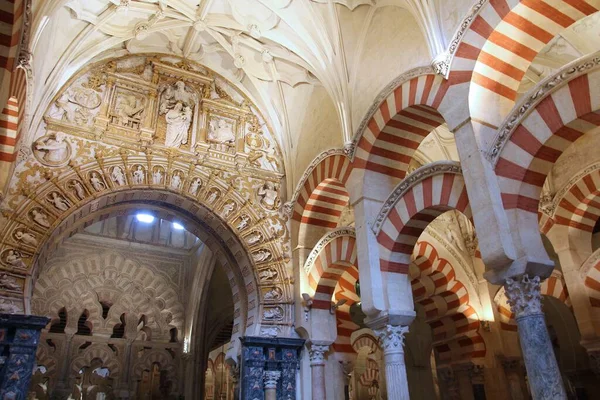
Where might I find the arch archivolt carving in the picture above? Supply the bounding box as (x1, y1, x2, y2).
(69, 343, 122, 378)
(132, 348, 178, 386)
(0, 54, 293, 337)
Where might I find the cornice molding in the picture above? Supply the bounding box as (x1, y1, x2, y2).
(488, 51, 600, 165)
(302, 227, 355, 274)
(371, 161, 462, 235)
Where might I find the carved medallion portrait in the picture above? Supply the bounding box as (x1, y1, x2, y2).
(32, 132, 72, 167)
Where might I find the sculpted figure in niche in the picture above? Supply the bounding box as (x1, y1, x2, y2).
(14, 230, 37, 246)
(246, 231, 263, 245)
(34, 132, 71, 166)
(222, 201, 236, 218)
(31, 209, 51, 227)
(206, 189, 220, 204)
(69, 180, 87, 200)
(153, 168, 164, 185)
(4, 250, 27, 269)
(0, 298, 21, 314)
(252, 249, 271, 263)
(90, 172, 106, 192)
(165, 102, 192, 148)
(264, 287, 282, 301)
(189, 178, 202, 196)
(132, 166, 145, 184)
(47, 192, 70, 211)
(115, 94, 144, 127)
(160, 81, 195, 114)
(236, 214, 250, 231)
(257, 182, 280, 210)
(208, 118, 236, 145)
(111, 166, 126, 186)
(171, 171, 182, 190)
(259, 268, 277, 282)
(0, 274, 20, 291)
(263, 307, 283, 321)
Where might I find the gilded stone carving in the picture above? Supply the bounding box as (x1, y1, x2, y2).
(236, 214, 251, 231)
(170, 171, 183, 190)
(252, 249, 272, 263)
(152, 166, 165, 184)
(205, 188, 221, 204)
(0, 274, 21, 292)
(112, 93, 145, 129)
(30, 208, 51, 228)
(245, 231, 263, 246)
(258, 267, 278, 282)
(68, 179, 88, 200)
(257, 182, 280, 210)
(132, 165, 146, 184)
(89, 172, 107, 192)
(263, 287, 283, 301)
(189, 177, 202, 195)
(2, 250, 27, 269)
(13, 230, 38, 247)
(46, 192, 70, 212)
(32, 132, 72, 167)
(221, 200, 236, 218)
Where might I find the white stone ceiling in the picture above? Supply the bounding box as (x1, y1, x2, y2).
(29, 0, 472, 185)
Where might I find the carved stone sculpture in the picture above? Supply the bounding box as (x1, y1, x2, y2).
(31, 209, 51, 227)
(111, 166, 127, 186)
(47, 192, 70, 211)
(14, 230, 37, 246)
(69, 180, 87, 199)
(171, 171, 182, 190)
(263, 307, 283, 321)
(236, 214, 250, 230)
(90, 172, 106, 192)
(208, 117, 236, 145)
(114, 94, 144, 128)
(263, 287, 282, 301)
(132, 166, 145, 184)
(0, 274, 20, 291)
(152, 168, 164, 184)
(259, 268, 277, 282)
(164, 102, 192, 148)
(189, 178, 201, 195)
(252, 249, 271, 263)
(4, 250, 27, 269)
(257, 182, 280, 210)
(33, 132, 71, 167)
(0, 298, 21, 314)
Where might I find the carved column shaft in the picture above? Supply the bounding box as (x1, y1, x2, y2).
(504, 275, 566, 400)
(308, 343, 329, 400)
(374, 325, 410, 400)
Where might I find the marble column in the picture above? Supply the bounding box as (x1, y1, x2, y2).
(308, 343, 329, 400)
(373, 325, 410, 400)
(504, 275, 567, 399)
(264, 370, 281, 400)
(0, 314, 49, 399)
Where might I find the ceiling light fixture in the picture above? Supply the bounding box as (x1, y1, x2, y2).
(172, 222, 185, 230)
(136, 213, 155, 223)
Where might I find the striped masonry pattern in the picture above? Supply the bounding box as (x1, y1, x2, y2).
(553, 168, 600, 233)
(413, 241, 485, 363)
(451, 0, 599, 127)
(333, 265, 361, 354)
(585, 259, 600, 307)
(293, 154, 352, 229)
(377, 172, 471, 275)
(307, 234, 357, 311)
(0, 0, 26, 163)
(496, 71, 600, 214)
(496, 272, 571, 330)
(354, 74, 448, 180)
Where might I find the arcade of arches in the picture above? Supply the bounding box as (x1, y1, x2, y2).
(2, 1, 600, 399)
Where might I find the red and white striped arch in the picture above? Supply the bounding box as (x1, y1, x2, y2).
(494, 69, 600, 225)
(332, 265, 361, 354)
(291, 151, 352, 232)
(352, 72, 449, 180)
(495, 271, 571, 330)
(447, 0, 600, 129)
(305, 230, 357, 310)
(376, 166, 470, 277)
(413, 241, 485, 364)
(552, 167, 600, 235)
(584, 258, 600, 307)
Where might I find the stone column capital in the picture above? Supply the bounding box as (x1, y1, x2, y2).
(373, 324, 409, 354)
(263, 370, 281, 390)
(308, 343, 329, 366)
(504, 274, 543, 319)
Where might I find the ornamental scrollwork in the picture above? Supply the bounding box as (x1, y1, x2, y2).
(504, 274, 543, 319)
(373, 325, 409, 353)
